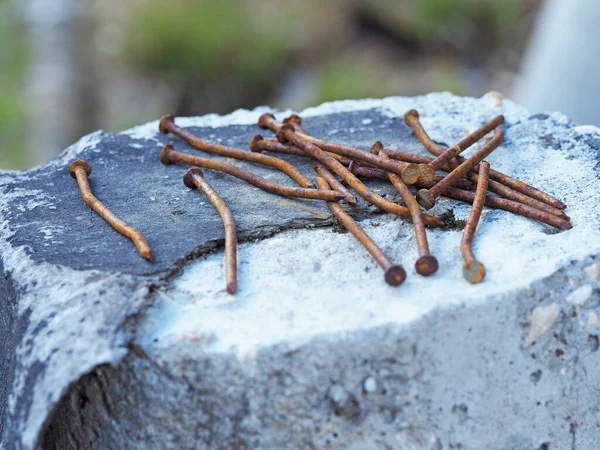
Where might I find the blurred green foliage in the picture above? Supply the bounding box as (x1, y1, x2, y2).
(0, 1, 28, 169)
(124, 0, 288, 81)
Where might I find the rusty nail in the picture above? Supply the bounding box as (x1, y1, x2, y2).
(160, 144, 345, 202)
(159, 115, 314, 189)
(283, 114, 308, 134)
(250, 135, 356, 166)
(370, 140, 431, 185)
(316, 176, 406, 286)
(261, 114, 423, 185)
(314, 162, 358, 206)
(405, 109, 567, 210)
(465, 172, 569, 220)
(69, 160, 152, 261)
(417, 125, 504, 209)
(276, 124, 444, 228)
(461, 162, 490, 284)
(443, 186, 572, 230)
(184, 168, 238, 294)
(380, 150, 438, 276)
(427, 115, 505, 171)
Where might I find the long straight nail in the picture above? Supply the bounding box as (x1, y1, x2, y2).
(160, 145, 345, 202)
(314, 162, 358, 206)
(250, 135, 355, 166)
(160, 115, 314, 189)
(316, 176, 406, 286)
(427, 115, 505, 170)
(417, 125, 504, 209)
(380, 150, 438, 276)
(404, 109, 567, 210)
(461, 162, 490, 284)
(69, 160, 152, 261)
(275, 124, 444, 228)
(184, 168, 238, 294)
(259, 114, 425, 185)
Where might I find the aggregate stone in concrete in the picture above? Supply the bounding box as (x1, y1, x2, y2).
(1, 93, 600, 449)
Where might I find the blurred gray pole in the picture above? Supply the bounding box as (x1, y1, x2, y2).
(17, 0, 82, 166)
(515, 0, 600, 125)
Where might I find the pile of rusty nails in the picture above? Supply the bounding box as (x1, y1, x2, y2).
(69, 109, 570, 294)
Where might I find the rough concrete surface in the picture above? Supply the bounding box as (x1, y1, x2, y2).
(1, 93, 600, 449)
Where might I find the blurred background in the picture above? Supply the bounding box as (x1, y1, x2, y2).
(0, 0, 598, 170)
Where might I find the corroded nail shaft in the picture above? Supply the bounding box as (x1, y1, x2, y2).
(314, 162, 358, 206)
(379, 150, 438, 276)
(184, 168, 238, 294)
(404, 110, 567, 210)
(159, 115, 314, 189)
(259, 113, 426, 185)
(160, 145, 345, 202)
(461, 162, 490, 284)
(417, 125, 504, 209)
(250, 135, 356, 166)
(427, 114, 505, 170)
(376, 144, 568, 218)
(275, 124, 444, 228)
(316, 176, 406, 286)
(69, 160, 152, 261)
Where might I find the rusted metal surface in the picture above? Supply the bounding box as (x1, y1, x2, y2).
(444, 186, 572, 230)
(379, 150, 438, 276)
(316, 176, 407, 286)
(426, 114, 505, 170)
(249, 135, 356, 167)
(404, 109, 567, 210)
(461, 162, 490, 284)
(69, 160, 153, 261)
(465, 172, 569, 220)
(371, 141, 433, 185)
(283, 114, 309, 134)
(159, 115, 314, 189)
(259, 114, 425, 185)
(276, 124, 445, 228)
(417, 125, 504, 209)
(184, 168, 238, 295)
(314, 162, 358, 206)
(160, 144, 345, 202)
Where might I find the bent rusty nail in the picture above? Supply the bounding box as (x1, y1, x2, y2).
(314, 162, 358, 206)
(159, 115, 314, 189)
(276, 124, 444, 228)
(160, 145, 345, 202)
(380, 150, 438, 276)
(316, 176, 407, 286)
(427, 115, 505, 170)
(417, 125, 504, 209)
(184, 168, 238, 294)
(461, 162, 490, 284)
(404, 109, 567, 210)
(443, 186, 572, 230)
(250, 135, 356, 167)
(259, 114, 423, 185)
(283, 114, 309, 134)
(69, 160, 152, 261)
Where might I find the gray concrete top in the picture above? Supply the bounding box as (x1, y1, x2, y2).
(1, 92, 600, 449)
